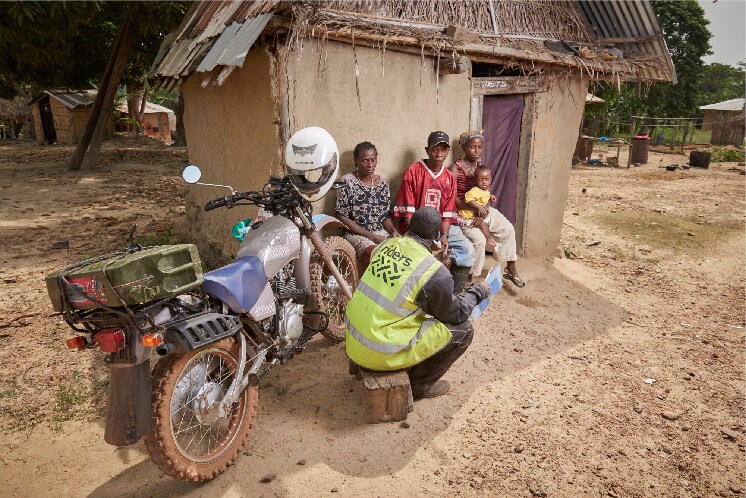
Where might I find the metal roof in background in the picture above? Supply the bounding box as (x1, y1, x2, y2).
(700, 98, 746, 111)
(29, 90, 96, 109)
(116, 101, 176, 115)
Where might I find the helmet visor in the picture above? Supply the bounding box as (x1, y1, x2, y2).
(288, 153, 337, 196)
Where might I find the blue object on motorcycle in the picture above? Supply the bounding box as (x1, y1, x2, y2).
(231, 218, 253, 242)
(203, 256, 267, 313)
(312, 214, 325, 223)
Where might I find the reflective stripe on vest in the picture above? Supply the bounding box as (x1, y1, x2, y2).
(345, 315, 438, 354)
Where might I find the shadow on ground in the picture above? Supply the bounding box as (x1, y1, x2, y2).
(87, 259, 626, 497)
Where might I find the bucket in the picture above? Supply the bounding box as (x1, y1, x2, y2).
(629, 137, 650, 165)
(656, 132, 665, 145)
(689, 151, 711, 169)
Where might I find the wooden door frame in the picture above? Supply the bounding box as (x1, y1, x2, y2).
(469, 76, 544, 255)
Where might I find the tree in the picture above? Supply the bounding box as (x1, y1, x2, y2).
(647, 0, 713, 117)
(699, 63, 746, 106)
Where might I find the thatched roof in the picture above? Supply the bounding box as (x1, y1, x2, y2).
(149, 0, 675, 90)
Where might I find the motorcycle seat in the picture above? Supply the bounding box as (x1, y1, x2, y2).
(203, 256, 267, 313)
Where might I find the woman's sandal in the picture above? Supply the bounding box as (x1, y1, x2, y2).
(504, 273, 526, 288)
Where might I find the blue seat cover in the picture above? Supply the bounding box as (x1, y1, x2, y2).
(203, 256, 267, 313)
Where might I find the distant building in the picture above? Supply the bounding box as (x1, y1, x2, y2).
(116, 101, 176, 141)
(28, 90, 100, 145)
(700, 98, 745, 147)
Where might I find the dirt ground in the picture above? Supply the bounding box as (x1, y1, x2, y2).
(0, 137, 743, 497)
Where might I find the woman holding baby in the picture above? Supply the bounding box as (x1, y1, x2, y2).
(448, 130, 524, 287)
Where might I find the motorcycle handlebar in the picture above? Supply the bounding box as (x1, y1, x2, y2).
(203, 177, 301, 212)
(204, 197, 230, 211)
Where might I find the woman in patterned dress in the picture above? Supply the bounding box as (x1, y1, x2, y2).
(335, 142, 400, 266)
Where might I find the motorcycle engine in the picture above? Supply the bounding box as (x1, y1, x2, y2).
(279, 301, 304, 347)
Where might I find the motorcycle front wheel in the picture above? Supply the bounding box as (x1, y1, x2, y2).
(310, 235, 359, 341)
(144, 337, 258, 481)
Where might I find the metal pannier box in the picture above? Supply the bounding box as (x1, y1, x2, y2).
(46, 244, 204, 312)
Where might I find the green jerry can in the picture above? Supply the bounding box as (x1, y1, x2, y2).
(46, 244, 204, 313)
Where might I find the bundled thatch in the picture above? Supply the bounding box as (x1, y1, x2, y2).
(319, 0, 592, 42)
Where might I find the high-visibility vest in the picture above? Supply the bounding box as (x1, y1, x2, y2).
(345, 236, 452, 371)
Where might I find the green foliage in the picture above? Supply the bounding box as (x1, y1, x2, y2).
(699, 63, 746, 106)
(148, 86, 180, 110)
(0, 2, 188, 98)
(709, 147, 745, 163)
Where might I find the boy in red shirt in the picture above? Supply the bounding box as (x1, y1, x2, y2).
(394, 131, 475, 291)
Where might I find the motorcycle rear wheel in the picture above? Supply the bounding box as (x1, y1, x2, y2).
(144, 337, 258, 481)
(309, 235, 359, 342)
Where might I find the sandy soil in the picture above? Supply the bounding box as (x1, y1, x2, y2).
(0, 138, 743, 497)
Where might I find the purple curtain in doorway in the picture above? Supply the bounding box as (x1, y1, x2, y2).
(481, 96, 524, 223)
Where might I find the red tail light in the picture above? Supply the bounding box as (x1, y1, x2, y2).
(66, 336, 88, 350)
(95, 329, 126, 352)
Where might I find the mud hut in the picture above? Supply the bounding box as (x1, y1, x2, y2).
(700, 98, 745, 147)
(149, 0, 675, 258)
(115, 101, 177, 141)
(28, 90, 97, 145)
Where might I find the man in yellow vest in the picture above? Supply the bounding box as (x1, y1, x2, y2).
(345, 206, 490, 399)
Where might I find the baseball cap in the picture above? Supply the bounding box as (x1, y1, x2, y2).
(427, 131, 450, 148)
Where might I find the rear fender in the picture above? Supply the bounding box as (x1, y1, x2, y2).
(104, 360, 153, 446)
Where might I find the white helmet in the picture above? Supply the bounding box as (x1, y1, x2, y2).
(284, 126, 339, 202)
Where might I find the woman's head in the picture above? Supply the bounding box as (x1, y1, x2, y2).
(459, 130, 485, 162)
(353, 141, 378, 176)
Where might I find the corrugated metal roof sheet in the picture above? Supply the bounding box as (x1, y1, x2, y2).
(575, 0, 675, 83)
(34, 90, 96, 109)
(149, 1, 280, 88)
(197, 13, 272, 71)
(700, 98, 745, 111)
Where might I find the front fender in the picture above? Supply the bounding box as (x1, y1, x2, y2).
(312, 214, 345, 231)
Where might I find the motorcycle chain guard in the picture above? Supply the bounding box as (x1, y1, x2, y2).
(162, 312, 243, 355)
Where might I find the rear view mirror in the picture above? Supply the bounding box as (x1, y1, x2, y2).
(182, 164, 202, 184)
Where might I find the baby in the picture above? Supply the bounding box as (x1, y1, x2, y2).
(457, 166, 497, 249)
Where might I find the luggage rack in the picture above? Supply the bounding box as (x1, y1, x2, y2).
(56, 246, 208, 335)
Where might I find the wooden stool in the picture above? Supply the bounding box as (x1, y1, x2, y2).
(349, 361, 412, 423)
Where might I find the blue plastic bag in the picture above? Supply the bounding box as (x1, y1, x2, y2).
(470, 266, 502, 322)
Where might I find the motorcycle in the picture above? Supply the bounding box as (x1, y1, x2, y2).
(47, 165, 359, 481)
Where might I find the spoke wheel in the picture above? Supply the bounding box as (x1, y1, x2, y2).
(145, 338, 257, 481)
(310, 236, 359, 341)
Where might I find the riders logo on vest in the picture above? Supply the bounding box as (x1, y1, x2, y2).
(368, 246, 412, 286)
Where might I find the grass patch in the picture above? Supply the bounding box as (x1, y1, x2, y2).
(51, 371, 108, 428)
(592, 211, 742, 254)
